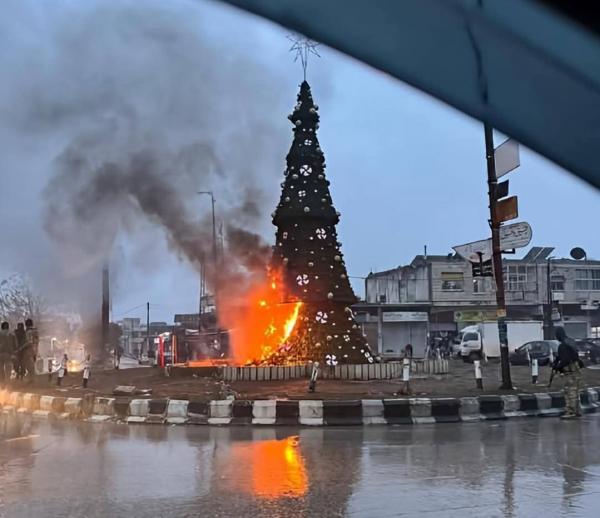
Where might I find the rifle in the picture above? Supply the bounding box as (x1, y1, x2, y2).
(548, 357, 560, 388)
(548, 367, 556, 388)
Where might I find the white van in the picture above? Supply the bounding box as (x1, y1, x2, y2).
(459, 321, 543, 361)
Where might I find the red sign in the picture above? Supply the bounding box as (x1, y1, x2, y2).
(495, 196, 518, 223)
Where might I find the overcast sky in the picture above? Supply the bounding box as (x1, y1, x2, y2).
(1, 0, 598, 324)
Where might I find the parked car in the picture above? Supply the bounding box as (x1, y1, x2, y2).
(509, 340, 559, 366)
(575, 340, 600, 364)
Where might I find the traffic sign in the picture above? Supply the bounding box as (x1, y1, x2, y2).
(495, 196, 518, 223)
(495, 138, 520, 178)
(497, 179, 510, 199)
(453, 238, 492, 263)
(453, 222, 532, 262)
(499, 221, 532, 249)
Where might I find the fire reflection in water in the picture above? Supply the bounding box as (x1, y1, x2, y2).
(220, 436, 308, 499)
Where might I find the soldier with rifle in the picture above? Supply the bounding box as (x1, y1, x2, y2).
(550, 327, 584, 419)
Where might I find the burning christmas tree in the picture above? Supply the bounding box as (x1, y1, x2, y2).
(265, 80, 374, 365)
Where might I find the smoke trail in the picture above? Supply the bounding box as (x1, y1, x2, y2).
(0, 0, 292, 321)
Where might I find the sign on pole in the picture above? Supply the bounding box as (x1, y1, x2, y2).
(453, 239, 492, 263)
(499, 221, 532, 249)
(453, 222, 532, 262)
(495, 138, 520, 178)
(495, 196, 518, 223)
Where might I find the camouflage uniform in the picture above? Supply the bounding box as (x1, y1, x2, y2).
(563, 362, 582, 417)
(555, 327, 583, 419)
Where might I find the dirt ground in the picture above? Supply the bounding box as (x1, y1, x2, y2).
(6, 360, 600, 402)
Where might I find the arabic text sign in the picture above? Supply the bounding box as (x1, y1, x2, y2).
(453, 222, 533, 262)
(499, 221, 532, 249)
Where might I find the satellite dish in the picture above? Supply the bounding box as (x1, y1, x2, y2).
(570, 247, 587, 260)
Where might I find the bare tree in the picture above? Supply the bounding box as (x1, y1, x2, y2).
(0, 275, 46, 324)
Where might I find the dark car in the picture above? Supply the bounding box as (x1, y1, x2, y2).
(509, 340, 559, 366)
(575, 340, 600, 365)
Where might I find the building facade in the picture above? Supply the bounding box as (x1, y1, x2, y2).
(355, 247, 600, 357)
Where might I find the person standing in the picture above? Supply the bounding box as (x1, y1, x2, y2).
(57, 353, 68, 386)
(22, 318, 39, 383)
(14, 323, 27, 380)
(82, 354, 91, 388)
(554, 327, 584, 419)
(0, 322, 17, 385)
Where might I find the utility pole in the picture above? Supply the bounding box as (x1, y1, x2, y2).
(146, 301, 150, 358)
(484, 123, 513, 390)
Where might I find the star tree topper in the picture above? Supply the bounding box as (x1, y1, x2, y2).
(288, 34, 321, 80)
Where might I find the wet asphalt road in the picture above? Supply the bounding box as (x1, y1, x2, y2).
(1, 415, 599, 518)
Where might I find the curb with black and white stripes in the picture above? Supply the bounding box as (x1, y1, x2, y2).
(1, 387, 599, 426)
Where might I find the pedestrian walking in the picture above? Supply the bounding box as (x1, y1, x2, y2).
(114, 345, 123, 370)
(83, 354, 91, 388)
(0, 322, 17, 385)
(404, 344, 413, 359)
(57, 353, 68, 386)
(14, 323, 27, 380)
(553, 327, 584, 419)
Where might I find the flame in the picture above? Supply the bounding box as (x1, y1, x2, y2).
(220, 270, 302, 364)
(283, 302, 302, 340)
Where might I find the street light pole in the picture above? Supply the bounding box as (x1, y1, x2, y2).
(198, 191, 218, 284)
(198, 191, 220, 344)
(545, 257, 554, 340)
(146, 301, 150, 358)
(484, 123, 513, 389)
(198, 256, 204, 331)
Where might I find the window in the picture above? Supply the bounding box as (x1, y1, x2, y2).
(441, 272, 464, 291)
(575, 269, 600, 291)
(463, 332, 479, 341)
(473, 278, 490, 294)
(503, 265, 536, 291)
(550, 275, 565, 291)
(528, 341, 547, 354)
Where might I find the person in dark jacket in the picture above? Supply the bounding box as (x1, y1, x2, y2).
(23, 318, 39, 383)
(553, 327, 584, 419)
(0, 322, 17, 385)
(14, 323, 27, 380)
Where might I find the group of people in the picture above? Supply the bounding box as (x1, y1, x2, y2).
(0, 318, 39, 385)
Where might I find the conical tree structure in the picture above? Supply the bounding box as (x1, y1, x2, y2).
(268, 81, 373, 365)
